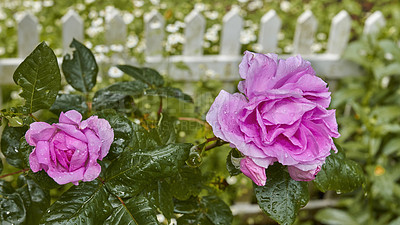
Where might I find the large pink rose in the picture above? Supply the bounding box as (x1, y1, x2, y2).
(26, 110, 114, 185)
(206, 51, 340, 186)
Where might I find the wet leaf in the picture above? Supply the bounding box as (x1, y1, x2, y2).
(13, 42, 61, 113)
(40, 180, 112, 224)
(16, 175, 50, 225)
(62, 39, 98, 93)
(0, 192, 26, 224)
(105, 143, 191, 198)
(116, 65, 164, 87)
(254, 164, 309, 225)
(50, 94, 88, 115)
(145, 87, 193, 103)
(226, 149, 241, 176)
(1, 126, 29, 169)
(314, 147, 365, 193)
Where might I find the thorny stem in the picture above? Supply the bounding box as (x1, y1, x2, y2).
(0, 168, 30, 179)
(178, 117, 211, 129)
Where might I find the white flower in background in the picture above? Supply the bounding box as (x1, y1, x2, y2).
(384, 52, 394, 61)
(194, 3, 206, 12)
(166, 24, 179, 33)
(160, 3, 167, 9)
(123, 13, 134, 24)
(13, 11, 24, 22)
(205, 24, 221, 43)
(76, 3, 85, 11)
(136, 41, 146, 53)
(247, 0, 263, 11)
(92, 18, 103, 27)
(150, 0, 160, 5)
(278, 32, 285, 40)
(167, 33, 184, 45)
(84, 41, 93, 49)
(110, 44, 124, 52)
(6, 19, 14, 28)
(11, 90, 22, 100)
(203, 41, 211, 48)
(62, 85, 75, 94)
(126, 35, 139, 48)
(133, 0, 144, 7)
(280, 1, 291, 12)
(85, 0, 95, 4)
(134, 9, 143, 17)
(238, 0, 249, 3)
(89, 10, 98, 19)
(284, 45, 293, 53)
(0, 47, 4, 56)
(31, 1, 42, 12)
(175, 21, 185, 28)
(87, 26, 103, 38)
(205, 69, 216, 79)
(311, 43, 322, 52)
(205, 11, 219, 20)
(94, 45, 110, 53)
(0, 9, 6, 20)
(108, 66, 124, 78)
(317, 32, 327, 41)
(252, 43, 262, 52)
(240, 29, 256, 44)
(43, 0, 54, 7)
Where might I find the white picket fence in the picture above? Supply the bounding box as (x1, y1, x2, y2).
(0, 8, 386, 96)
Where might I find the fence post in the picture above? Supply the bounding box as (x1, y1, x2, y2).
(258, 10, 281, 53)
(183, 10, 205, 56)
(144, 10, 165, 57)
(293, 10, 317, 54)
(61, 9, 84, 53)
(18, 12, 39, 58)
(327, 10, 351, 55)
(220, 8, 242, 55)
(105, 11, 127, 45)
(363, 11, 386, 35)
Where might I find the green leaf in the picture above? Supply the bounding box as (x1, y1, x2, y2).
(40, 180, 112, 224)
(105, 143, 191, 198)
(0, 180, 14, 194)
(26, 170, 61, 190)
(13, 42, 61, 113)
(315, 208, 359, 225)
(62, 39, 98, 93)
(226, 149, 241, 176)
(16, 175, 50, 225)
(146, 181, 174, 220)
(128, 194, 159, 225)
(96, 110, 158, 159)
(201, 195, 233, 225)
(105, 194, 159, 225)
(313, 147, 365, 193)
(175, 195, 232, 225)
(93, 81, 148, 111)
(254, 164, 309, 225)
(50, 94, 88, 115)
(145, 87, 193, 103)
(0, 192, 26, 224)
(169, 166, 202, 200)
(153, 113, 177, 145)
(1, 125, 30, 169)
(116, 65, 164, 87)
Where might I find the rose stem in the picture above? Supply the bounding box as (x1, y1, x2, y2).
(157, 96, 163, 117)
(177, 117, 211, 129)
(0, 168, 30, 179)
(205, 139, 228, 151)
(29, 113, 40, 122)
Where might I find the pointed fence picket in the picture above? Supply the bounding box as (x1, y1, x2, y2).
(61, 10, 84, 53)
(0, 9, 389, 95)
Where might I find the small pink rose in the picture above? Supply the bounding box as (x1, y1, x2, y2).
(26, 110, 114, 185)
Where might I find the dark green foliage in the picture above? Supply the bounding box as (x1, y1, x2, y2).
(226, 148, 241, 176)
(1, 126, 30, 169)
(62, 39, 98, 93)
(13, 42, 61, 113)
(145, 87, 193, 103)
(116, 65, 164, 87)
(314, 148, 365, 193)
(254, 164, 309, 225)
(50, 94, 88, 115)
